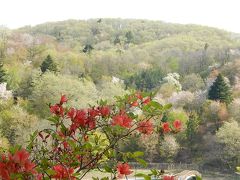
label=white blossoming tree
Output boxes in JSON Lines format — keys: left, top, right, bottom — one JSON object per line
{"left": 162, "top": 73, "right": 182, "bottom": 91}
{"left": 0, "top": 83, "right": 12, "bottom": 100}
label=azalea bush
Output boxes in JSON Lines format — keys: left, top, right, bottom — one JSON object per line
{"left": 0, "top": 92, "right": 182, "bottom": 180}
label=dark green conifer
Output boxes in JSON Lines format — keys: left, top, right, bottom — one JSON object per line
{"left": 40, "top": 55, "right": 58, "bottom": 73}
{"left": 208, "top": 74, "right": 233, "bottom": 104}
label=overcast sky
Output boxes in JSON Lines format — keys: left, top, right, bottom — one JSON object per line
{"left": 1, "top": 0, "right": 240, "bottom": 33}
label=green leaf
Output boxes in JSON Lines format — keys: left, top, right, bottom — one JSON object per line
{"left": 60, "top": 123, "right": 67, "bottom": 132}
{"left": 149, "top": 101, "right": 163, "bottom": 109}
{"left": 133, "top": 151, "right": 144, "bottom": 157}
{"left": 46, "top": 169, "right": 55, "bottom": 176}
{"left": 47, "top": 116, "right": 59, "bottom": 123}
{"left": 150, "top": 169, "right": 158, "bottom": 176}
{"left": 163, "top": 103, "right": 172, "bottom": 110}
{"left": 30, "top": 130, "right": 38, "bottom": 140}
{"left": 84, "top": 142, "right": 93, "bottom": 149}
{"left": 104, "top": 166, "right": 113, "bottom": 173}
{"left": 135, "top": 173, "right": 151, "bottom": 180}
{"left": 136, "top": 158, "right": 147, "bottom": 167}
{"left": 67, "top": 139, "right": 76, "bottom": 149}
{"left": 9, "top": 145, "right": 22, "bottom": 154}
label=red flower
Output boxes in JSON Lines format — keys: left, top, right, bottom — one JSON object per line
{"left": 162, "top": 122, "right": 171, "bottom": 133}
{"left": 142, "top": 97, "right": 151, "bottom": 105}
{"left": 0, "top": 171, "right": 10, "bottom": 180}
{"left": 99, "top": 106, "right": 111, "bottom": 117}
{"left": 86, "top": 117, "right": 96, "bottom": 130}
{"left": 12, "top": 149, "right": 30, "bottom": 165}
{"left": 36, "top": 174, "right": 43, "bottom": 180}
{"left": 67, "top": 108, "right": 76, "bottom": 120}
{"left": 70, "top": 109, "right": 97, "bottom": 130}
{"left": 163, "top": 175, "right": 174, "bottom": 180}
{"left": 52, "top": 164, "right": 75, "bottom": 180}
{"left": 0, "top": 149, "right": 38, "bottom": 180}
{"left": 74, "top": 110, "right": 87, "bottom": 127}
{"left": 131, "top": 101, "right": 139, "bottom": 107}
{"left": 137, "top": 121, "right": 154, "bottom": 135}
{"left": 60, "top": 95, "right": 68, "bottom": 105}
{"left": 88, "top": 108, "right": 99, "bottom": 118}
{"left": 117, "top": 163, "right": 133, "bottom": 178}
{"left": 50, "top": 104, "right": 64, "bottom": 116}
{"left": 69, "top": 123, "right": 78, "bottom": 133}
{"left": 112, "top": 112, "right": 132, "bottom": 128}
{"left": 173, "top": 119, "right": 182, "bottom": 131}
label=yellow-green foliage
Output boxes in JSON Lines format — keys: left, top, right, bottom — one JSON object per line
{"left": 29, "top": 72, "right": 127, "bottom": 117}
{"left": 216, "top": 121, "right": 240, "bottom": 165}
{"left": 0, "top": 99, "right": 39, "bottom": 146}
{"left": 30, "top": 72, "right": 98, "bottom": 117}
{"left": 168, "top": 108, "right": 189, "bottom": 125}
{"left": 158, "top": 83, "right": 178, "bottom": 98}
{"left": 88, "top": 131, "right": 109, "bottom": 162}
{"left": 0, "top": 133, "right": 10, "bottom": 151}
{"left": 97, "top": 78, "right": 127, "bottom": 103}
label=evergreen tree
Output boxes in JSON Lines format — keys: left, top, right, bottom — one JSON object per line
{"left": 40, "top": 55, "right": 58, "bottom": 73}
{"left": 208, "top": 74, "right": 233, "bottom": 104}
{"left": 0, "top": 63, "right": 6, "bottom": 83}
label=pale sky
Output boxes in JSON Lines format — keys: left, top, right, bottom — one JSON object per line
{"left": 1, "top": 0, "right": 240, "bottom": 33}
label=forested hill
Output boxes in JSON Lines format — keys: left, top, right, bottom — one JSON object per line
{"left": 1, "top": 19, "right": 239, "bottom": 85}
{"left": 19, "top": 19, "right": 238, "bottom": 47}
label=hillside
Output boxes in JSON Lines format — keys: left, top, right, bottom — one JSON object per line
{"left": 0, "top": 19, "right": 238, "bottom": 86}
{"left": 1, "top": 19, "right": 240, "bottom": 172}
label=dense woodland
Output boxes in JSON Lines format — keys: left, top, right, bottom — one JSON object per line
{"left": 0, "top": 19, "right": 240, "bottom": 172}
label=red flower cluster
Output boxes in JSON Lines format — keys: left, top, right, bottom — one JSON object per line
{"left": 98, "top": 106, "right": 111, "bottom": 117}
{"left": 50, "top": 104, "right": 64, "bottom": 116}
{"left": 45, "top": 94, "right": 181, "bottom": 179}
{"left": 162, "top": 119, "right": 182, "bottom": 133}
{"left": 137, "top": 120, "right": 154, "bottom": 135}
{"left": 50, "top": 95, "right": 68, "bottom": 116}
{"left": 49, "top": 95, "right": 111, "bottom": 133}
{"left": 52, "top": 164, "right": 76, "bottom": 180}
{"left": 68, "top": 106, "right": 111, "bottom": 132}
{"left": 117, "top": 163, "right": 133, "bottom": 178}
{"left": 112, "top": 112, "right": 132, "bottom": 128}
{"left": 129, "top": 92, "right": 151, "bottom": 107}
{"left": 0, "top": 149, "right": 41, "bottom": 180}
